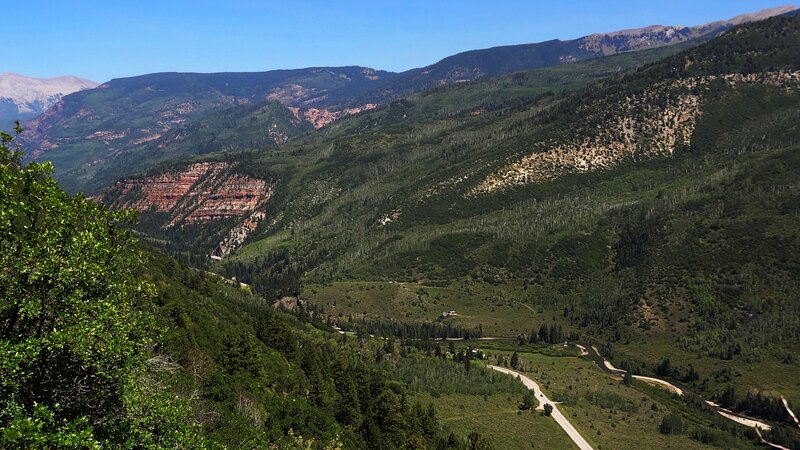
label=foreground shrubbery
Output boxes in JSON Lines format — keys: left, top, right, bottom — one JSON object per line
{"left": 1, "top": 129, "right": 499, "bottom": 448}
{"left": 0, "top": 125, "right": 203, "bottom": 447}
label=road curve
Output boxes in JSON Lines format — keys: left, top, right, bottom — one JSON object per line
{"left": 576, "top": 342, "right": 774, "bottom": 431}
{"left": 489, "top": 365, "right": 593, "bottom": 450}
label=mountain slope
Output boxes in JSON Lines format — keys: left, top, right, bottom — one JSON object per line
{"left": 99, "top": 40, "right": 697, "bottom": 269}
{"left": 98, "top": 15, "right": 800, "bottom": 426}
{"left": 112, "top": 14, "right": 800, "bottom": 295}
{"left": 22, "top": 6, "right": 796, "bottom": 195}
{"left": 228, "top": 13, "right": 800, "bottom": 277}
{"left": 0, "top": 72, "right": 96, "bottom": 129}
{"left": 353, "top": 5, "right": 798, "bottom": 104}
{"left": 19, "top": 67, "right": 390, "bottom": 192}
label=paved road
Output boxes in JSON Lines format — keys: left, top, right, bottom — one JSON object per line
{"left": 489, "top": 365, "right": 593, "bottom": 450}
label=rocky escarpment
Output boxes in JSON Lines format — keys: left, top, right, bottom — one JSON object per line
{"left": 472, "top": 71, "right": 800, "bottom": 194}
{"left": 579, "top": 25, "right": 695, "bottom": 55}
{"left": 288, "top": 103, "right": 378, "bottom": 129}
{"left": 99, "top": 162, "right": 273, "bottom": 257}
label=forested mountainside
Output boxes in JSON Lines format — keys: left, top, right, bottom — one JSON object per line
{"left": 99, "top": 40, "right": 697, "bottom": 267}
{"left": 165, "top": 14, "right": 800, "bottom": 286}
{"left": 18, "top": 67, "right": 387, "bottom": 193}
{"left": 19, "top": 7, "right": 793, "bottom": 195}
{"left": 136, "top": 253, "right": 512, "bottom": 449}
{"left": 92, "top": 15, "right": 800, "bottom": 448}
{"left": 2, "top": 133, "right": 527, "bottom": 448}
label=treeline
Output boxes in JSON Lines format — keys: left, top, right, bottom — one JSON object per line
{"left": 654, "top": 378, "right": 800, "bottom": 449}
{"left": 337, "top": 317, "right": 483, "bottom": 340}
{"left": 221, "top": 248, "right": 304, "bottom": 300}
{"left": 372, "top": 345, "right": 526, "bottom": 399}
{"left": 147, "top": 254, "right": 494, "bottom": 448}
{"left": 653, "top": 358, "right": 700, "bottom": 383}
{"left": 515, "top": 322, "right": 569, "bottom": 345}
{"left": 716, "top": 386, "right": 795, "bottom": 424}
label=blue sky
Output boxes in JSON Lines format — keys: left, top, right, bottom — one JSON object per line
{"left": 8, "top": 1, "right": 794, "bottom": 82}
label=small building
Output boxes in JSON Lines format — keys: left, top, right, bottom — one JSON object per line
{"left": 438, "top": 310, "right": 457, "bottom": 320}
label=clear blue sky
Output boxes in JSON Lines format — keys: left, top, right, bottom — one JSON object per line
{"left": 8, "top": 1, "right": 794, "bottom": 83}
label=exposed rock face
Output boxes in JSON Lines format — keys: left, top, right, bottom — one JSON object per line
{"left": 580, "top": 25, "right": 694, "bottom": 55}
{"left": 289, "top": 104, "right": 378, "bottom": 129}
{"left": 211, "top": 210, "right": 267, "bottom": 259}
{"left": 267, "top": 83, "right": 318, "bottom": 105}
{"left": 361, "top": 68, "right": 381, "bottom": 80}
{"left": 302, "top": 108, "right": 338, "bottom": 129}
{"left": 102, "top": 161, "right": 273, "bottom": 226}
{"left": 473, "top": 71, "right": 800, "bottom": 194}
{"left": 100, "top": 162, "right": 274, "bottom": 258}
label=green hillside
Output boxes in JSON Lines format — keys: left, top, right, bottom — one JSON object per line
{"left": 21, "top": 14, "right": 738, "bottom": 196}
{"left": 200, "top": 15, "right": 800, "bottom": 439}
{"left": 1, "top": 132, "right": 544, "bottom": 448}
{"left": 9, "top": 12, "right": 800, "bottom": 450}
{"left": 119, "top": 41, "right": 697, "bottom": 270}
{"left": 20, "top": 67, "right": 392, "bottom": 193}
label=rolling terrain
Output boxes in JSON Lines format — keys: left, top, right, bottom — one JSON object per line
{"left": 19, "top": 6, "right": 795, "bottom": 195}
{"left": 91, "top": 14, "right": 800, "bottom": 448}
{"left": 8, "top": 7, "right": 800, "bottom": 450}
{"left": 18, "top": 67, "right": 389, "bottom": 192}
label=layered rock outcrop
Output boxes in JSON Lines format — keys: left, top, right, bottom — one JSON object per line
{"left": 287, "top": 103, "right": 378, "bottom": 129}
{"left": 103, "top": 162, "right": 272, "bottom": 225}
{"left": 99, "top": 162, "right": 274, "bottom": 257}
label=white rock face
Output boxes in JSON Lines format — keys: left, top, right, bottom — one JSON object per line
{"left": 725, "top": 5, "right": 798, "bottom": 25}
{"left": 0, "top": 72, "right": 97, "bottom": 115}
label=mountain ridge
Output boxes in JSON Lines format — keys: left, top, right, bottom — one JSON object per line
{"left": 357, "top": 5, "right": 798, "bottom": 103}
{"left": 8, "top": 8, "right": 800, "bottom": 450}
{"left": 0, "top": 72, "right": 96, "bottom": 129}
{"left": 17, "top": 5, "right": 799, "bottom": 197}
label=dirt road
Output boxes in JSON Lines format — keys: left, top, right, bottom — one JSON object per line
{"left": 489, "top": 365, "right": 593, "bottom": 450}
{"left": 576, "top": 342, "right": 772, "bottom": 431}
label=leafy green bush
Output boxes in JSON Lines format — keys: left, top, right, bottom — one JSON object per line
{"left": 659, "top": 413, "right": 684, "bottom": 434}
{"left": 0, "top": 125, "right": 202, "bottom": 447}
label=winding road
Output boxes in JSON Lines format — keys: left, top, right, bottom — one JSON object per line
{"left": 489, "top": 365, "right": 593, "bottom": 450}
{"left": 576, "top": 342, "right": 775, "bottom": 432}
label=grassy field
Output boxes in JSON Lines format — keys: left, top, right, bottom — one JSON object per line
{"left": 413, "top": 392, "right": 579, "bottom": 449}
{"left": 470, "top": 349, "right": 719, "bottom": 450}
{"left": 304, "top": 278, "right": 800, "bottom": 409}
{"left": 303, "top": 279, "right": 556, "bottom": 337}
{"left": 616, "top": 333, "right": 800, "bottom": 405}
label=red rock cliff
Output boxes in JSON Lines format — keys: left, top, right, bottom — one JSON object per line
{"left": 102, "top": 162, "right": 273, "bottom": 228}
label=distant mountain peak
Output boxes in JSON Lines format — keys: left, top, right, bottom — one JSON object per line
{"left": 725, "top": 5, "right": 798, "bottom": 25}
{"left": 0, "top": 73, "right": 97, "bottom": 127}
{"left": 576, "top": 6, "right": 797, "bottom": 57}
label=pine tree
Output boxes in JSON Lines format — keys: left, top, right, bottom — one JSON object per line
{"left": 529, "top": 326, "right": 539, "bottom": 344}
{"left": 538, "top": 324, "right": 549, "bottom": 343}
{"left": 510, "top": 351, "right": 520, "bottom": 370}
